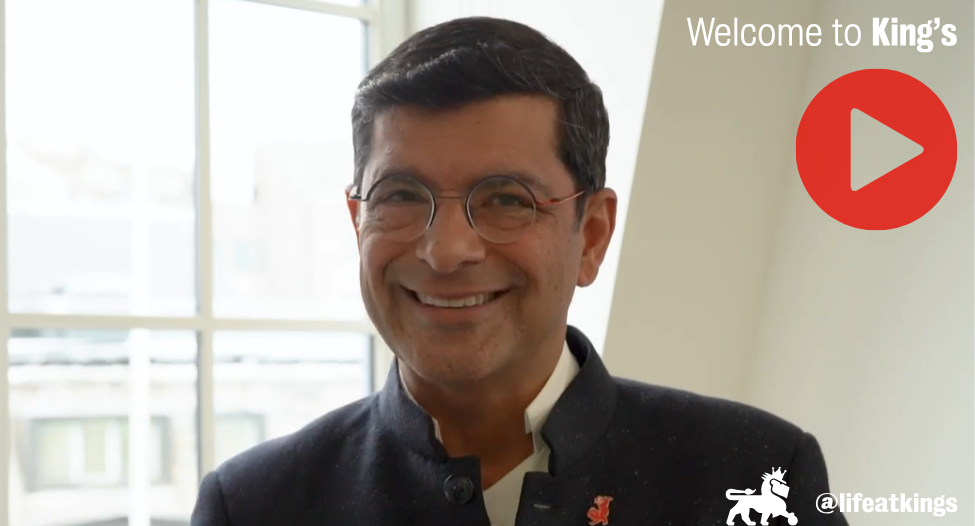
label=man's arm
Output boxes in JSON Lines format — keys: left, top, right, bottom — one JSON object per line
{"left": 190, "top": 470, "right": 231, "bottom": 526}
{"left": 783, "top": 432, "right": 848, "bottom": 526}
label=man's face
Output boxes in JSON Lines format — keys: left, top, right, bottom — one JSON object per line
{"left": 347, "top": 95, "right": 614, "bottom": 387}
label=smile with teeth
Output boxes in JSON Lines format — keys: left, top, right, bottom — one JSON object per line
{"left": 414, "top": 291, "right": 499, "bottom": 308}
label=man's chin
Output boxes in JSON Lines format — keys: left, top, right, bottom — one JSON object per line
{"left": 401, "top": 342, "right": 506, "bottom": 386}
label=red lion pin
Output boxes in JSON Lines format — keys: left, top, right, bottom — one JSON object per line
{"left": 587, "top": 495, "right": 613, "bottom": 525}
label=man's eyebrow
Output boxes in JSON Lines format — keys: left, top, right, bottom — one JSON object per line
{"left": 363, "top": 166, "right": 419, "bottom": 188}
{"left": 487, "top": 171, "right": 554, "bottom": 195}
{"left": 368, "top": 166, "right": 554, "bottom": 194}
{"left": 372, "top": 166, "right": 419, "bottom": 180}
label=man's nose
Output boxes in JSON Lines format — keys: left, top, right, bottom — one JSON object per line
{"left": 415, "top": 198, "right": 486, "bottom": 274}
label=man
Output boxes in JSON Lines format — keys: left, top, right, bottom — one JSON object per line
{"left": 192, "top": 16, "right": 847, "bottom": 526}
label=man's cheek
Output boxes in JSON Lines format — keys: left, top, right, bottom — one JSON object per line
{"left": 358, "top": 239, "right": 389, "bottom": 280}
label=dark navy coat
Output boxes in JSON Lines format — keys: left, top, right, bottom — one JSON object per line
{"left": 191, "top": 326, "right": 847, "bottom": 526}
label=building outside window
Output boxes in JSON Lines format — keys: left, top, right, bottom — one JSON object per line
{"left": 27, "top": 416, "right": 170, "bottom": 490}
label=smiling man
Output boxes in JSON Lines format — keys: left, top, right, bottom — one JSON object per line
{"left": 191, "top": 16, "right": 846, "bottom": 526}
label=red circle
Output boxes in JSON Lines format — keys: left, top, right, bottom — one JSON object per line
{"left": 796, "top": 69, "right": 956, "bottom": 230}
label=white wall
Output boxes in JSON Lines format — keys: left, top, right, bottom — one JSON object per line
{"left": 744, "top": 0, "right": 974, "bottom": 524}
{"left": 603, "top": 0, "right": 819, "bottom": 400}
{"left": 409, "top": 0, "right": 665, "bottom": 351}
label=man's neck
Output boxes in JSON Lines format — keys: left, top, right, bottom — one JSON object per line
{"left": 399, "top": 335, "right": 564, "bottom": 487}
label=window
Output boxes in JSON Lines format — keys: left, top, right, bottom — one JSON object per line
{"left": 213, "top": 414, "right": 265, "bottom": 468}
{"left": 213, "top": 331, "right": 371, "bottom": 464}
{"left": 9, "top": 329, "right": 198, "bottom": 525}
{"left": 28, "top": 417, "right": 170, "bottom": 490}
{"left": 209, "top": 0, "right": 367, "bottom": 320}
{"left": 3, "top": 1, "right": 404, "bottom": 525}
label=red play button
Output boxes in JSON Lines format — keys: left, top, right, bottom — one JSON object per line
{"left": 796, "top": 69, "right": 956, "bottom": 230}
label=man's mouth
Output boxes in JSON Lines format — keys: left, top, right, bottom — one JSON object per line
{"left": 404, "top": 288, "right": 508, "bottom": 308}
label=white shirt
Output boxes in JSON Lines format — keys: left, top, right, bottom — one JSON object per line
{"left": 399, "top": 341, "right": 580, "bottom": 526}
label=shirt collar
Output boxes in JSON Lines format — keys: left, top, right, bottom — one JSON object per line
{"left": 399, "top": 340, "right": 580, "bottom": 453}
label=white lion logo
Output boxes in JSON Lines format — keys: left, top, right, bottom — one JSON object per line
{"left": 726, "top": 467, "right": 798, "bottom": 525}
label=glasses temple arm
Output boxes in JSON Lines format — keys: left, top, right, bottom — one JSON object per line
{"left": 536, "top": 189, "right": 586, "bottom": 206}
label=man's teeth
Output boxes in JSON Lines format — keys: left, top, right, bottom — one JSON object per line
{"left": 416, "top": 292, "right": 496, "bottom": 308}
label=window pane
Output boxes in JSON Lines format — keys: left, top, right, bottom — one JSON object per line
{"left": 33, "top": 422, "right": 72, "bottom": 487}
{"left": 214, "top": 415, "right": 264, "bottom": 469}
{"left": 9, "top": 330, "right": 198, "bottom": 526}
{"left": 83, "top": 420, "right": 110, "bottom": 475}
{"left": 210, "top": 0, "right": 367, "bottom": 320}
{"left": 213, "top": 332, "right": 370, "bottom": 465}
{"left": 6, "top": 0, "right": 197, "bottom": 317}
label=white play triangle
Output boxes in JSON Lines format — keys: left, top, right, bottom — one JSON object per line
{"left": 850, "top": 108, "right": 924, "bottom": 191}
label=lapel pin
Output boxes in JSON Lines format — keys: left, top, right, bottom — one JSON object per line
{"left": 587, "top": 495, "right": 613, "bottom": 525}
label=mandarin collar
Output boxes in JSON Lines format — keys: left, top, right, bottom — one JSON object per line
{"left": 376, "top": 325, "right": 619, "bottom": 474}
{"left": 400, "top": 340, "right": 580, "bottom": 453}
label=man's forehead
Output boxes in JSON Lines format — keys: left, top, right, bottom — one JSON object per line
{"left": 366, "top": 95, "right": 564, "bottom": 190}
{"left": 375, "top": 94, "right": 559, "bottom": 133}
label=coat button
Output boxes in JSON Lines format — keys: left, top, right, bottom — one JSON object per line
{"left": 443, "top": 475, "right": 475, "bottom": 505}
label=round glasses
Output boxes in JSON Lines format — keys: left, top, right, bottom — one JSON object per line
{"left": 348, "top": 175, "right": 585, "bottom": 244}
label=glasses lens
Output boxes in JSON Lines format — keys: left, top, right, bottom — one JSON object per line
{"left": 362, "top": 176, "right": 433, "bottom": 241}
{"left": 468, "top": 177, "right": 536, "bottom": 243}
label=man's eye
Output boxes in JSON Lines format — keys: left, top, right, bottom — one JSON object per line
{"left": 485, "top": 193, "right": 531, "bottom": 207}
{"left": 377, "top": 190, "right": 425, "bottom": 203}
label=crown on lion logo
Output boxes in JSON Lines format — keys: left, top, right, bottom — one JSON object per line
{"left": 763, "top": 467, "right": 787, "bottom": 481}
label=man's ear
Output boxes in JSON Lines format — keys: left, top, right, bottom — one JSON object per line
{"left": 576, "top": 188, "right": 617, "bottom": 287}
{"left": 345, "top": 184, "right": 361, "bottom": 244}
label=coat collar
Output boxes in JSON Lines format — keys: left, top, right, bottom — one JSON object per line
{"left": 376, "top": 325, "right": 618, "bottom": 475}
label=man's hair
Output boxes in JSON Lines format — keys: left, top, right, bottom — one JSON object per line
{"left": 351, "top": 16, "right": 610, "bottom": 219}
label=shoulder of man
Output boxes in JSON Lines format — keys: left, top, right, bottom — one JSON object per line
{"left": 191, "top": 393, "right": 379, "bottom": 524}
{"left": 609, "top": 376, "right": 846, "bottom": 525}
{"left": 612, "top": 376, "right": 804, "bottom": 443}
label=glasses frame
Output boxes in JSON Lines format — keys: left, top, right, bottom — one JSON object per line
{"left": 347, "top": 174, "right": 586, "bottom": 244}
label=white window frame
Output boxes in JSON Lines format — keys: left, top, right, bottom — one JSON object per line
{"left": 0, "top": 0, "right": 407, "bottom": 521}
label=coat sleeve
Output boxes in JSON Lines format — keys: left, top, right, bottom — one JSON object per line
{"left": 779, "top": 432, "right": 848, "bottom": 526}
{"left": 191, "top": 470, "right": 232, "bottom": 526}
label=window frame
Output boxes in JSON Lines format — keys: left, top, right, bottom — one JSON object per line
{"left": 0, "top": 0, "right": 406, "bottom": 519}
